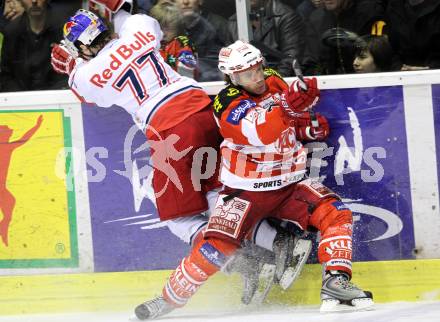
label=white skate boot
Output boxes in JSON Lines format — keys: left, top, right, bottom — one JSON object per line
{"left": 133, "top": 296, "right": 174, "bottom": 320}
{"left": 320, "top": 271, "right": 374, "bottom": 313}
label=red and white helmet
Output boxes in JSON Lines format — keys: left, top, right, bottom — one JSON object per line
{"left": 218, "top": 40, "right": 264, "bottom": 76}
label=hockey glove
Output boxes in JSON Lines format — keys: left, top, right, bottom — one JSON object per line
{"left": 51, "top": 42, "right": 76, "bottom": 75}
{"left": 283, "top": 77, "right": 320, "bottom": 117}
{"left": 89, "top": 0, "right": 133, "bottom": 13}
{"left": 295, "top": 112, "right": 329, "bottom": 141}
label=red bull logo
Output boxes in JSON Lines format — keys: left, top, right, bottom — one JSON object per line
{"left": 63, "top": 20, "right": 76, "bottom": 38}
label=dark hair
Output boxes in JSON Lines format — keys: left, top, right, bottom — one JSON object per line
{"left": 223, "top": 74, "right": 233, "bottom": 85}
{"left": 90, "top": 29, "right": 113, "bottom": 48}
{"left": 355, "top": 35, "right": 394, "bottom": 72}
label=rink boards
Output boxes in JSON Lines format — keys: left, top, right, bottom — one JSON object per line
{"left": 0, "top": 260, "right": 439, "bottom": 315}
{"left": 1, "top": 70, "right": 440, "bottom": 313}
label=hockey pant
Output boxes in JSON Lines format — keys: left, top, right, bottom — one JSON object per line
{"left": 203, "top": 181, "right": 354, "bottom": 277}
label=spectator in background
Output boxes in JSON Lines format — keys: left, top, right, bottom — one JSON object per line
{"left": 198, "top": 0, "right": 230, "bottom": 47}
{"left": 1, "top": 0, "right": 24, "bottom": 56}
{"left": 353, "top": 35, "right": 394, "bottom": 73}
{"left": 386, "top": 0, "right": 440, "bottom": 71}
{"left": 200, "top": 0, "right": 235, "bottom": 20}
{"left": 49, "top": 0, "right": 81, "bottom": 12}
{"left": 154, "top": 0, "right": 175, "bottom": 4}
{"left": 135, "top": 0, "right": 154, "bottom": 13}
{"left": 296, "top": 0, "right": 323, "bottom": 19}
{"left": 174, "top": 0, "right": 227, "bottom": 55}
{"left": 2, "top": 0, "right": 25, "bottom": 25}
{"left": 156, "top": 0, "right": 229, "bottom": 46}
{"left": 0, "top": 0, "right": 75, "bottom": 91}
{"left": 280, "top": 0, "right": 304, "bottom": 10}
{"left": 303, "top": 0, "right": 386, "bottom": 75}
{"left": 174, "top": 0, "right": 225, "bottom": 81}
{"left": 149, "top": 1, "right": 198, "bottom": 79}
{"left": 228, "top": 0, "right": 306, "bottom": 77}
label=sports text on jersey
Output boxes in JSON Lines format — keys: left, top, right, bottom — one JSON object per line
{"left": 253, "top": 180, "right": 283, "bottom": 189}
{"left": 90, "top": 31, "right": 156, "bottom": 88}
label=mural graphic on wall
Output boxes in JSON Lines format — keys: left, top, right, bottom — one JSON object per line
{"left": 0, "top": 115, "right": 43, "bottom": 246}
{"left": 0, "top": 111, "right": 78, "bottom": 269}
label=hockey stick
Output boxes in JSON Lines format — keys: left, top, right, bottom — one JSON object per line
{"left": 250, "top": 40, "right": 320, "bottom": 128}
{"left": 291, "top": 59, "right": 319, "bottom": 128}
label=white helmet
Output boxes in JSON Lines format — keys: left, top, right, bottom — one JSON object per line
{"left": 63, "top": 9, "right": 108, "bottom": 57}
{"left": 218, "top": 40, "right": 264, "bottom": 76}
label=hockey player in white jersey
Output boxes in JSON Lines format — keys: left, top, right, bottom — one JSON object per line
{"left": 50, "top": 0, "right": 312, "bottom": 313}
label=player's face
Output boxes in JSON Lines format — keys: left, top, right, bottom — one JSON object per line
{"left": 235, "top": 64, "right": 266, "bottom": 95}
{"left": 79, "top": 44, "right": 100, "bottom": 61}
{"left": 353, "top": 49, "right": 378, "bottom": 73}
{"left": 176, "top": 0, "right": 201, "bottom": 16}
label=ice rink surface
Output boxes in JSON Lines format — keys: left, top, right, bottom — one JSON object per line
{"left": 1, "top": 301, "right": 439, "bottom": 322}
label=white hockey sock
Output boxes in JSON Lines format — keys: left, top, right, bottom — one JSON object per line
{"left": 253, "top": 219, "right": 277, "bottom": 251}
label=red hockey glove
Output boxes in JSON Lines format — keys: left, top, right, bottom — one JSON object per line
{"left": 51, "top": 43, "right": 76, "bottom": 75}
{"left": 295, "top": 112, "right": 330, "bottom": 141}
{"left": 283, "top": 77, "right": 320, "bottom": 117}
{"left": 89, "top": 0, "right": 132, "bottom": 12}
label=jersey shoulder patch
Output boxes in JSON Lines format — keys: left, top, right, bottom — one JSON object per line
{"left": 213, "top": 85, "right": 242, "bottom": 118}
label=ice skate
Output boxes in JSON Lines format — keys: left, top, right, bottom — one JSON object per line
{"left": 133, "top": 296, "right": 174, "bottom": 320}
{"left": 248, "top": 262, "right": 276, "bottom": 305}
{"left": 273, "top": 230, "right": 312, "bottom": 290}
{"left": 249, "top": 231, "right": 311, "bottom": 304}
{"left": 222, "top": 246, "right": 266, "bottom": 305}
{"left": 320, "top": 271, "right": 374, "bottom": 313}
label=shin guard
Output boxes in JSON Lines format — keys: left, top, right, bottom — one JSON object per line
{"left": 163, "top": 236, "right": 237, "bottom": 307}
{"left": 163, "top": 256, "right": 209, "bottom": 307}
{"left": 310, "top": 199, "right": 353, "bottom": 276}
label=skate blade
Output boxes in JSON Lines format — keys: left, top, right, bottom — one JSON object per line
{"left": 279, "top": 239, "right": 312, "bottom": 290}
{"left": 128, "top": 314, "right": 142, "bottom": 321}
{"left": 320, "top": 297, "right": 375, "bottom": 313}
{"left": 249, "top": 263, "right": 276, "bottom": 305}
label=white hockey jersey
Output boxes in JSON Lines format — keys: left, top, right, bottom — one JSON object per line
{"left": 69, "top": 12, "right": 210, "bottom": 133}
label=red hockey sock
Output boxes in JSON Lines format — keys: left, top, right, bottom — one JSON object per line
{"left": 310, "top": 198, "right": 353, "bottom": 276}
{"left": 162, "top": 236, "right": 237, "bottom": 307}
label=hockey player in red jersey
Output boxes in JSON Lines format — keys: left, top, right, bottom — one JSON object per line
{"left": 133, "top": 40, "right": 374, "bottom": 319}
{"left": 211, "top": 40, "right": 374, "bottom": 313}
{"left": 132, "top": 41, "right": 373, "bottom": 320}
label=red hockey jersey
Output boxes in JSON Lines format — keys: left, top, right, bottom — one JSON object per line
{"left": 213, "top": 69, "right": 307, "bottom": 191}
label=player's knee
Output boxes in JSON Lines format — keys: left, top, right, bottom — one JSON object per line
{"left": 310, "top": 198, "right": 352, "bottom": 234}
